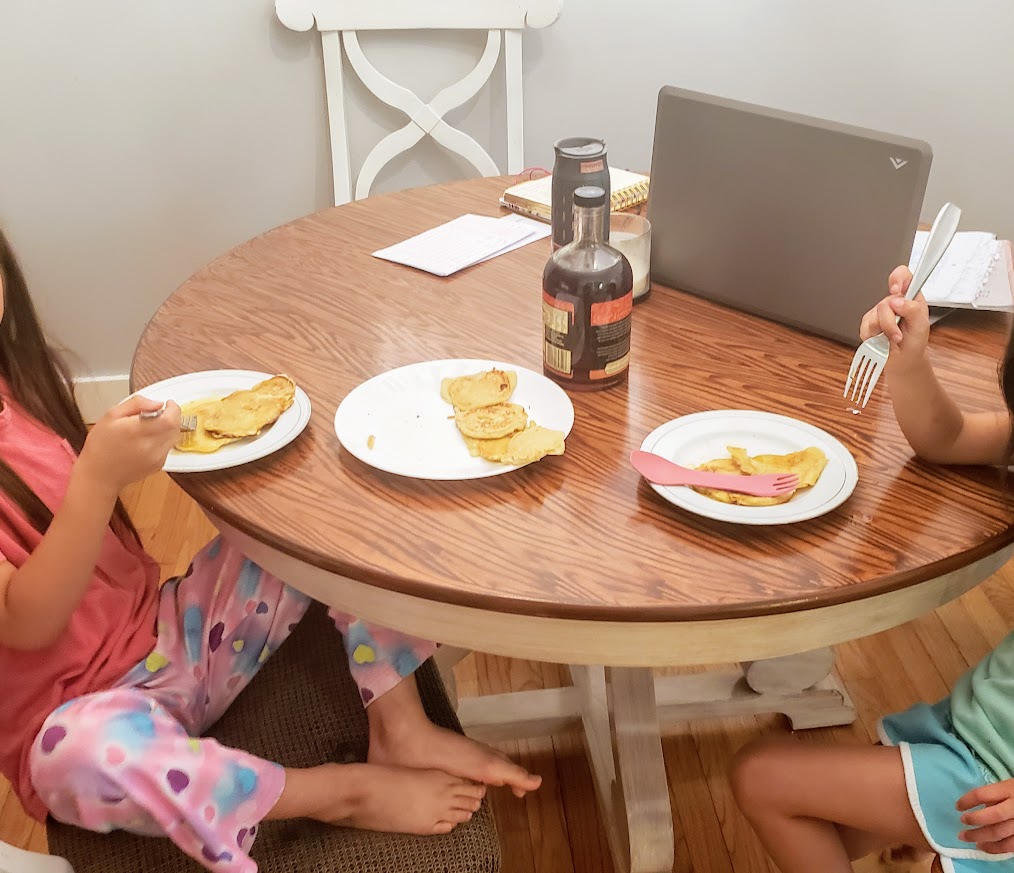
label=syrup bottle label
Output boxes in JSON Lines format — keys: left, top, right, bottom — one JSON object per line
{"left": 543, "top": 293, "right": 575, "bottom": 377}
{"left": 589, "top": 293, "right": 632, "bottom": 378}
{"left": 542, "top": 291, "right": 632, "bottom": 380}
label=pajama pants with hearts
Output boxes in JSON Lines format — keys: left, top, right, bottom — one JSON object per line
{"left": 28, "top": 537, "right": 437, "bottom": 873}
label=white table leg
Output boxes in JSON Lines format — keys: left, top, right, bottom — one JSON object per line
{"left": 451, "top": 650, "right": 853, "bottom": 872}
{"left": 433, "top": 645, "right": 470, "bottom": 711}
{"left": 570, "top": 665, "right": 675, "bottom": 873}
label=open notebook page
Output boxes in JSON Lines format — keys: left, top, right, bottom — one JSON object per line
{"left": 909, "top": 231, "right": 1000, "bottom": 306}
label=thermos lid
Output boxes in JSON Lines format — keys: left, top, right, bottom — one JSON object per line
{"left": 554, "top": 137, "right": 607, "bottom": 159}
{"left": 573, "top": 186, "right": 607, "bottom": 208}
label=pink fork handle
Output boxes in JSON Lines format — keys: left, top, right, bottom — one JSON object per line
{"left": 630, "top": 451, "right": 798, "bottom": 497}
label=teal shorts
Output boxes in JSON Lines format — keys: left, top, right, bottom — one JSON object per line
{"left": 879, "top": 698, "right": 1014, "bottom": 872}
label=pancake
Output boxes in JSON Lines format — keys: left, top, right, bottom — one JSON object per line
{"left": 174, "top": 398, "right": 241, "bottom": 454}
{"left": 202, "top": 375, "right": 296, "bottom": 439}
{"left": 174, "top": 375, "right": 297, "bottom": 454}
{"left": 729, "top": 446, "right": 827, "bottom": 488}
{"left": 461, "top": 433, "right": 515, "bottom": 462}
{"left": 692, "top": 446, "right": 828, "bottom": 506}
{"left": 502, "top": 423, "right": 566, "bottom": 465}
{"left": 691, "top": 457, "right": 791, "bottom": 507}
{"left": 454, "top": 402, "right": 528, "bottom": 440}
{"left": 441, "top": 369, "right": 517, "bottom": 411}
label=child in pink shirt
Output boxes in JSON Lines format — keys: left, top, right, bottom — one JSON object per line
{"left": 0, "top": 229, "right": 540, "bottom": 872}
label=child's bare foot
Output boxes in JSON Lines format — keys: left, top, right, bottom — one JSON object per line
{"left": 273, "top": 763, "right": 486, "bottom": 836}
{"left": 367, "top": 679, "right": 542, "bottom": 798}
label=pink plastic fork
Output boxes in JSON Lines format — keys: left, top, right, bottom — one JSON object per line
{"left": 630, "top": 451, "right": 799, "bottom": 498}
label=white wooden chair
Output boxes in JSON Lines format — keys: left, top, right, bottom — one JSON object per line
{"left": 0, "top": 839, "right": 72, "bottom": 873}
{"left": 275, "top": 0, "right": 562, "bottom": 205}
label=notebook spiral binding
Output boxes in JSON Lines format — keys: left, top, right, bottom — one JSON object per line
{"left": 612, "top": 178, "right": 650, "bottom": 211}
{"left": 974, "top": 245, "right": 1003, "bottom": 301}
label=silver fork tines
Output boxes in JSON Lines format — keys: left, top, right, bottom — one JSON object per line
{"left": 844, "top": 340, "right": 889, "bottom": 408}
{"left": 841, "top": 202, "right": 962, "bottom": 409}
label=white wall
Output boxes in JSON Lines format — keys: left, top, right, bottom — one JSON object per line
{"left": 523, "top": 0, "right": 1014, "bottom": 241}
{"left": 2, "top": 0, "right": 1012, "bottom": 391}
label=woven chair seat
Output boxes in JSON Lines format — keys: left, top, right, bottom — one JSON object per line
{"left": 47, "top": 602, "right": 500, "bottom": 873}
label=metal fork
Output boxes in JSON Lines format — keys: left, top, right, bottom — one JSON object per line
{"left": 139, "top": 401, "right": 198, "bottom": 432}
{"left": 843, "top": 202, "right": 962, "bottom": 409}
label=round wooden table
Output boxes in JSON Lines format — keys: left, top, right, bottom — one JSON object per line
{"left": 133, "top": 177, "right": 1014, "bottom": 873}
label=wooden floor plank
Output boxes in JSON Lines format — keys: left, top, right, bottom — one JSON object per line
{"left": 664, "top": 729, "right": 736, "bottom": 873}
{"left": 551, "top": 729, "right": 614, "bottom": 873}
{"left": 910, "top": 610, "right": 977, "bottom": 688}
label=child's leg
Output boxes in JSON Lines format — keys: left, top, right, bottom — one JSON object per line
{"left": 31, "top": 687, "right": 283, "bottom": 872}
{"left": 120, "top": 537, "right": 314, "bottom": 734}
{"left": 31, "top": 689, "right": 486, "bottom": 873}
{"left": 146, "top": 537, "right": 540, "bottom": 796}
{"left": 331, "top": 610, "right": 543, "bottom": 798}
{"left": 731, "top": 736, "right": 931, "bottom": 873}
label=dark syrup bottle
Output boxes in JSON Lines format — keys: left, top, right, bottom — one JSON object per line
{"left": 542, "top": 186, "right": 633, "bottom": 391}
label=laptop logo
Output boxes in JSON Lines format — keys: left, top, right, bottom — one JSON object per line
{"left": 890, "top": 157, "right": 909, "bottom": 170}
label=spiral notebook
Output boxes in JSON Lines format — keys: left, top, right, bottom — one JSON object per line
{"left": 910, "top": 230, "right": 1014, "bottom": 311}
{"left": 499, "top": 168, "right": 650, "bottom": 222}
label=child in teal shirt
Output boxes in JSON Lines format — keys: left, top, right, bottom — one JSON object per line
{"left": 732, "top": 265, "right": 1014, "bottom": 873}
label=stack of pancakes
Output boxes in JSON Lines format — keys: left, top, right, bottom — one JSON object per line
{"left": 440, "top": 369, "right": 565, "bottom": 466}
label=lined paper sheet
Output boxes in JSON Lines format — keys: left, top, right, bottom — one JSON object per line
{"left": 372, "top": 214, "right": 544, "bottom": 277}
{"left": 476, "top": 215, "right": 550, "bottom": 263}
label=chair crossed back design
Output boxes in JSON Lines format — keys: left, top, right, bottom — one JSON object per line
{"left": 275, "top": 0, "right": 562, "bottom": 205}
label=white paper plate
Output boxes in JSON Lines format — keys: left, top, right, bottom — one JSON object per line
{"left": 134, "top": 370, "right": 311, "bottom": 473}
{"left": 334, "top": 359, "right": 575, "bottom": 480}
{"left": 639, "top": 410, "right": 858, "bottom": 525}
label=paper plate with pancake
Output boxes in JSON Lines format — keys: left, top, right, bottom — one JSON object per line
{"left": 334, "top": 359, "right": 575, "bottom": 480}
{"left": 133, "top": 370, "right": 312, "bottom": 473}
{"left": 639, "top": 410, "right": 858, "bottom": 525}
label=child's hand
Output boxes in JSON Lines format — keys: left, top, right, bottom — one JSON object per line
{"left": 859, "top": 266, "right": 930, "bottom": 367}
{"left": 77, "top": 395, "right": 182, "bottom": 497}
{"left": 958, "top": 779, "right": 1014, "bottom": 853}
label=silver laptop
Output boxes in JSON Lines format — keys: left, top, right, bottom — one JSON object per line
{"left": 647, "top": 87, "right": 932, "bottom": 345}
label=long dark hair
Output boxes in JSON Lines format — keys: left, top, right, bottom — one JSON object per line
{"left": 0, "top": 229, "right": 139, "bottom": 542}
{"left": 1000, "top": 324, "right": 1014, "bottom": 462}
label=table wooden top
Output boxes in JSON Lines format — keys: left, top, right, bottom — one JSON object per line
{"left": 132, "top": 176, "right": 1014, "bottom": 623}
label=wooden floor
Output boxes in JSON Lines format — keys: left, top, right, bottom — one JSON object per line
{"left": 6, "top": 475, "right": 1000, "bottom": 872}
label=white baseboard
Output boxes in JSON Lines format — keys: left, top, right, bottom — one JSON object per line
{"left": 74, "top": 374, "right": 129, "bottom": 424}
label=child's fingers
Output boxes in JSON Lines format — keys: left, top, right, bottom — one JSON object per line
{"left": 877, "top": 299, "right": 904, "bottom": 343}
{"left": 961, "top": 798, "right": 1014, "bottom": 827}
{"left": 161, "top": 400, "right": 182, "bottom": 431}
{"left": 888, "top": 265, "right": 913, "bottom": 296}
{"left": 960, "top": 819, "right": 1014, "bottom": 849}
{"left": 957, "top": 783, "right": 1011, "bottom": 811}
{"left": 888, "top": 296, "right": 926, "bottom": 322}
{"left": 859, "top": 305, "right": 882, "bottom": 340}
{"left": 112, "top": 395, "right": 164, "bottom": 418}
{"left": 978, "top": 834, "right": 1014, "bottom": 855}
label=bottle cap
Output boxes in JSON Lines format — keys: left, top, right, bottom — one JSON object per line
{"left": 573, "top": 186, "right": 607, "bottom": 208}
